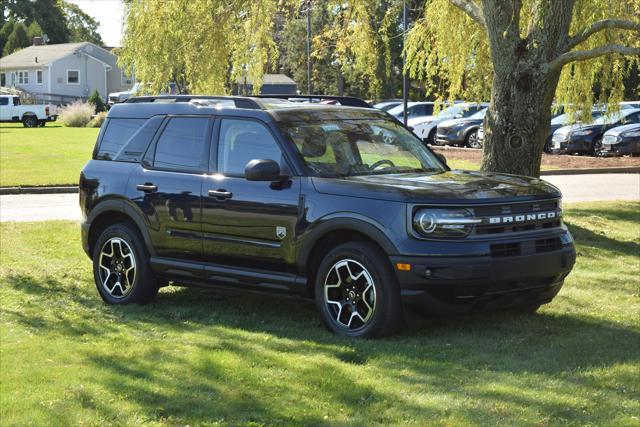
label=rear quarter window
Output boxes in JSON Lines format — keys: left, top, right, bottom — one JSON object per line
{"left": 96, "top": 118, "right": 146, "bottom": 160}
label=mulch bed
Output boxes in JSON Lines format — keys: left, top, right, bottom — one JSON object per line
{"left": 431, "top": 146, "right": 640, "bottom": 169}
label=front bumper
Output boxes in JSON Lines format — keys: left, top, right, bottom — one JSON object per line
{"left": 436, "top": 130, "right": 465, "bottom": 145}
{"left": 599, "top": 139, "right": 640, "bottom": 156}
{"left": 390, "top": 240, "right": 575, "bottom": 314}
{"left": 550, "top": 136, "right": 594, "bottom": 154}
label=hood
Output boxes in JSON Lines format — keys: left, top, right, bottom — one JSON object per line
{"left": 109, "top": 90, "right": 132, "bottom": 98}
{"left": 438, "top": 117, "right": 482, "bottom": 129}
{"left": 604, "top": 123, "right": 640, "bottom": 137}
{"left": 555, "top": 123, "right": 604, "bottom": 134}
{"left": 407, "top": 116, "right": 435, "bottom": 126}
{"left": 311, "top": 170, "right": 560, "bottom": 204}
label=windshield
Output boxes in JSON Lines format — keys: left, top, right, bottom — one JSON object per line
{"left": 387, "top": 103, "right": 416, "bottom": 116}
{"left": 594, "top": 112, "right": 626, "bottom": 125}
{"left": 280, "top": 119, "right": 446, "bottom": 178}
{"left": 438, "top": 104, "right": 483, "bottom": 118}
{"left": 551, "top": 110, "right": 604, "bottom": 125}
{"left": 469, "top": 108, "right": 487, "bottom": 119}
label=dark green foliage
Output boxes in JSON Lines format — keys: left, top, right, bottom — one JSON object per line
{"left": 87, "top": 89, "right": 106, "bottom": 113}
{"left": 3, "top": 0, "right": 70, "bottom": 44}
{"left": 0, "top": 20, "right": 15, "bottom": 55}
{"left": 26, "top": 21, "right": 43, "bottom": 41}
{"left": 2, "top": 22, "right": 29, "bottom": 56}
{"left": 63, "top": 1, "right": 104, "bottom": 46}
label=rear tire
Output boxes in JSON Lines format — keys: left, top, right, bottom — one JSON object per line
{"left": 92, "top": 223, "right": 158, "bottom": 305}
{"left": 426, "top": 129, "right": 437, "bottom": 145}
{"left": 22, "top": 116, "right": 38, "bottom": 128}
{"left": 314, "top": 242, "right": 403, "bottom": 338}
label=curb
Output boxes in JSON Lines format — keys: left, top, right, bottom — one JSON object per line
{"left": 540, "top": 167, "right": 640, "bottom": 176}
{"left": 0, "top": 186, "right": 78, "bottom": 195}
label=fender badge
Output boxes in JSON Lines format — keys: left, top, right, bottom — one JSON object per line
{"left": 276, "top": 226, "right": 287, "bottom": 240}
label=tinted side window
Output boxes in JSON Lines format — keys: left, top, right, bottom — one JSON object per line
{"left": 218, "top": 119, "right": 285, "bottom": 176}
{"left": 153, "top": 117, "right": 209, "bottom": 171}
{"left": 624, "top": 113, "right": 640, "bottom": 124}
{"left": 424, "top": 104, "right": 434, "bottom": 115}
{"left": 0, "top": 97, "right": 8, "bottom": 106}
{"left": 97, "top": 119, "right": 145, "bottom": 160}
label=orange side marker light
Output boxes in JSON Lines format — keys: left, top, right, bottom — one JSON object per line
{"left": 396, "top": 263, "right": 411, "bottom": 271}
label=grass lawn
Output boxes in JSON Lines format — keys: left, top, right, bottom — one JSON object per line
{"left": 1, "top": 201, "right": 639, "bottom": 425}
{"left": 0, "top": 123, "right": 98, "bottom": 187}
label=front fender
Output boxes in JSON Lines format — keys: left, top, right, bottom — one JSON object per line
{"left": 296, "top": 214, "right": 399, "bottom": 275}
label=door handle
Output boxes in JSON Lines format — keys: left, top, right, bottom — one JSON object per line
{"left": 136, "top": 183, "right": 157, "bottom": 193}
{"left": 208, "top": 189, "right": 233, "bottom": 200}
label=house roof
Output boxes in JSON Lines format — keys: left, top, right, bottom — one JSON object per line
{"left": 0, "top": 42, "right": 99, "bottom": 69}
{"left": 236, "top": 73, "right": 297, "bottom": 86}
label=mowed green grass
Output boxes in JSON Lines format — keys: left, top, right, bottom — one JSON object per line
{"left": 0, "top": 123, "right": 98, "bottom": 187}
{"left": 1, "top": 203, "right": 639, "bottom": 425}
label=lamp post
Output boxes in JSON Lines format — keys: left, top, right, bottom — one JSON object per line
{"left": 306, "top": 0, "right": 312, "bottom": 94}
{"left": 402, "top": 0, "right": 409, "bottom": 126}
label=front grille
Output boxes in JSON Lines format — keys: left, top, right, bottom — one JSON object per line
{"left": 490, "top": 243, "right": 521, "bottom": 257}
{"left": 472, "top": 200, "right": 562, "bottom": 237}
{"left": 438, "top": 127, "right": 453, "bottom": 135}
{"left": 535, "top": 237, "right": 562, "bottom": 253}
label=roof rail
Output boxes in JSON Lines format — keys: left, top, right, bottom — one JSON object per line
{"left": 125, "top": 95, "right": 262, "bottom": 110}
{"left": 255, "top": 94, "right": 372, "bottom": 108}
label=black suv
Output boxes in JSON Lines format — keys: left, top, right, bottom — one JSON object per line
{"left": 80, "top": 95, "right": 576, "bottom": 338}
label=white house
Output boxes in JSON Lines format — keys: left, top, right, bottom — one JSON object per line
{"left": 0, "top": 41, "right": 134, "bottom": 101}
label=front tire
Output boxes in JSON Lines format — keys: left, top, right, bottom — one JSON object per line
{"left": 92, "top": 223, "right": 158, "bottom": 305}
{"left": 315, "top": 242, "right": 402, "bottom": 338}
{"left": 465, "top": 129, "right": 481, "bottom": 149}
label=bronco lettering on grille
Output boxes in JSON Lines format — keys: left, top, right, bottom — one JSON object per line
{"left": 488, "top": 211, "right": 557, "bottom": 224}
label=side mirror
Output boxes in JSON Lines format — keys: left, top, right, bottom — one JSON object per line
{"left": 245, "top": 159, "right": 285, "bottom": 181}
{"left": 434, "top": 152, "right": 447, "bottom": 166}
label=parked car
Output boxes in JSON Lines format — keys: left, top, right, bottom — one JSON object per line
{"left": 108, "top": 82, "right": 180, "bottom": 107}
{"left": 598, "top": 123, "right": 640, "bottom": 157}
{"left": 544, "top": 109, "right": 605, "bottom": 153}
{"left": 411, "top": 103, "right": 489, "bottom": 144}
{"left": 620, "top": 101, "right": 640, "bottom": 110}
{"left": 551, "top": 109, "right": 640, "bottom": 155}
{"left": 373, "top": 100, "right": 403, "bottom": 112}
{"left": 435, "top": 108, "right": 487, "bottom": 148}
{"left": 387, "top": 102, "right": 435, "bottom": 122}
{"left": 80, "top": 95, "right": 575, "bottom": 338}
{"left": 0, "top": 95, "right": 57, "bottom": 127}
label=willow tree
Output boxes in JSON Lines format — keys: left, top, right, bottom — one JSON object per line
{"left": 398, "top": 0, "right": 639, "bottom": 177}
{"left": 119, "top": 0, "right": 289, "bottom": 94}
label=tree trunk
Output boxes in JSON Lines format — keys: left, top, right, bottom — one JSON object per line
{"left": 481, "top": 68, "right": 561, "bottom": 177}
{"left": 480, "top": 0, "right": 574, "bottom": 178}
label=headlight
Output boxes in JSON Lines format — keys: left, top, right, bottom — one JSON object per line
{"left": 571, "top": 129, "right": 593, "bottom": 136}
{"left": 413, "top": 208, "right": 480, "bottom": 238}
{"left": 621, "top": 130, "right": 640, "bottom": 138}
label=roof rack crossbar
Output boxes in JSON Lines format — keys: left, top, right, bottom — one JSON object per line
{"left": 125, "top": 95, "right": 263, "bottom": 109}
{"left": 255, "top": 94, "right": 372, "bottom": 108}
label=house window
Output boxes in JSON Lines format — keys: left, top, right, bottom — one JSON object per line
{"left": 17, "top": 70, "right": 29, "bottom": 85}
{"left": 0, "top": 73, "right": 5, "bottom": 86}
{"left": 121, "top": 69, "right": 134, "bottom": 85}
{"left": 67, "top": 69, "right": 80, "bottom": 85}
{"left": 36, "top": 70, "right": 43, "bottom": 84}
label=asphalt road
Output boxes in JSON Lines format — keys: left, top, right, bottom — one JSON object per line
{"left": 0, "top": 173, "right": 638, "bottom": 222}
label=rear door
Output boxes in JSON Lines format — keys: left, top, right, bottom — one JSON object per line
{"left": 131, "top": 116, "right": 212, "bottom": 260}
{"left": 201, "top": 117, "right": 301, "bottom": 272}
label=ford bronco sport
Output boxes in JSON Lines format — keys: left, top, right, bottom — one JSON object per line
{"left": 80, "top": 95, "right": 576, "bottom": 338}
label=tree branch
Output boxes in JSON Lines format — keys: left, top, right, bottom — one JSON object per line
{"left": 448, "top": 0, "right": 485, "bottom": 27}
{"left": 548, "top": 44, "right": 640, "bottom": 72}
{"left": 565, "top": 19, "right": 640, "bottom": 50}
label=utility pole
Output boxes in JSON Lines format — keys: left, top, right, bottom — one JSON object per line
{"left": 306, "top": 0, "right": 312, "bottom": 94}
{"left": 402, "top": 0, "right": 409, "bottom": 126}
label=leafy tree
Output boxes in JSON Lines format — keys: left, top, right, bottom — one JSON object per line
{"left": 26, "top": 20, "right": 43, "bottom": 41}
{"left": 0, "top": 20, "right": 16, "bottom": 55}
{"left": 3, "top": 0, "right": 70, "bottom": 44}
{"left": 400, "top": 0, "right": 640, "bottom": 176}
{"left": 62, "top": 1, "right": 104, "bottom": 46}
{"left": 120, "top": 0, "right": 288, "bottom": 94}
{"left": 87, "top": 89, "right": 106, "bottom": 113}
{"left": 3, "top": 22, "right": 29, "bottom": 56}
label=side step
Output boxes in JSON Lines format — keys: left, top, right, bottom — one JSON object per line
{"left": 149, "top": 257, "right": 308, "bottom": 295}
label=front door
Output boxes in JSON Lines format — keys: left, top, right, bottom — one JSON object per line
{"left": 201, "top": 118, "right": 301, "bottom": 272}
{"left": 130, "top": 116, "right": 212, "bottom": 260}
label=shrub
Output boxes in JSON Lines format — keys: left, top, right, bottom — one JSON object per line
{"left": 87, "top": 89, "right": 106, "bottom": 113}
{"left": 59, "top": 101, "right": 94, "bottom": 127}
{"left": 86, "top": 111, "right": 107, "bottom": 128}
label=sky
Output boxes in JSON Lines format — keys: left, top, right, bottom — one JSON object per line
{"left": 67, "top": 0, "right": 125, "bottom": 47}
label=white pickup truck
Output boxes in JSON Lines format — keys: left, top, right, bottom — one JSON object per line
{"left": 0, "top": 95, "right": 58, "bottom": 127}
